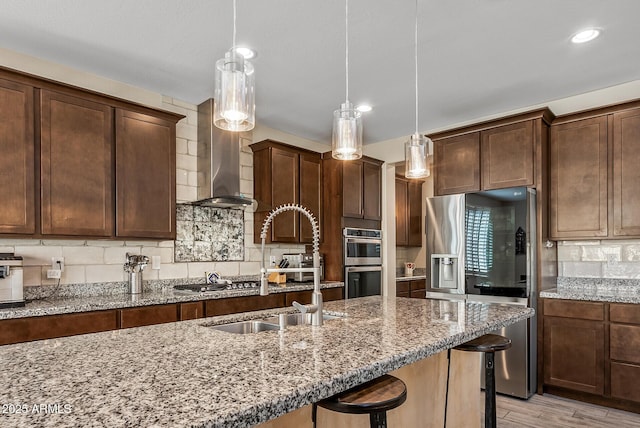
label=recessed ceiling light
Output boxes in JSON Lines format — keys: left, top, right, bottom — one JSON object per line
{"left": 571, "top": 28, "right": 601, "bottom": 44}
{"left": 356, "top": 104, "right": 372, "bottom": 112}
{"left": 234, "top": 47, "right": 256, "bottom": 59}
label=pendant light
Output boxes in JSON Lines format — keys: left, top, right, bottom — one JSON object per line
{"left": 332, "top": 0, "right": 363, "bottom": 160}
{"left": 214, "top": 0, "right": 255, "bottom": 132}
{"left": 405, "top": 0, "right": 432, "bottom": 179}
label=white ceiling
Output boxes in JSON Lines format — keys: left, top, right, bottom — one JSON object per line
{"left": 1, "top": 0, "right": 639, "bottom": 145}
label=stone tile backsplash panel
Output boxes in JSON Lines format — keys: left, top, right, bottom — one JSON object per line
{"left": 174, "top": 204, "right": 244, "bottom": 262}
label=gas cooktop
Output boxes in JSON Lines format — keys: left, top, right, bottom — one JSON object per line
{"left": 173, "top": 281, "right": 260, "bottom": 293}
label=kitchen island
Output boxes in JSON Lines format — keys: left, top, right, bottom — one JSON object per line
{"left": 0, "top": 296, "right": 533, "bottom": 427}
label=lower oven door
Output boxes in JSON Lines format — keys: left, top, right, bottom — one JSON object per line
{"left": 345, "top": 266, "right": 382, "bottom": 299}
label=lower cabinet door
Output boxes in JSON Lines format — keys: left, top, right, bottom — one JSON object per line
{"left": 206, "top": 294, "right": 286, "bottom": 317}
{"left": 610, "top": 362, "right": 640, "bottom": 403}
{"left": 119, "top": 304, "right": 178, "bottom": 329}
{"left": 543, "top": 316, "right": 605, "bottom": 395}
{"left": 180, "top": 302, "right": 205, "bottom": 321}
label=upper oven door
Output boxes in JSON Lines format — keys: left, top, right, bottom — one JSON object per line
{"left": 344, "top": 237, "right": 382, "bottom": 266}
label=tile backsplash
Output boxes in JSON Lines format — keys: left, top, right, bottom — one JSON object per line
{"left": 174, "top": 204, "right": 244, "bottom": 262}
{"left": 557, "top": 240, "right": 640, "bottom": 279}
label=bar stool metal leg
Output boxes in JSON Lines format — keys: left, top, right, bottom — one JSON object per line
{"left": 484, "top": 352, "right": 497, "bottom": 428}
{"left": 370, "top": 411, "right": 387, "bottom": 428}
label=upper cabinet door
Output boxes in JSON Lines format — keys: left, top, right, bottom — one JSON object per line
{"left": 395, "top": 178, "right": 408, "bottom": 246}
{"left": 481, "top": 120, "right": 534, "bottom": 190}
{"left": 363, "top": 161, "right": 382, "bottom": 221}
{"left": 613, "top": 108, "right": 640, "bottom": 237}
{"left": 550, "top": 116, "right": 608, "bottom": 239}
{"left": 0, "top": 79, "right": 35, "bottom": 234}
{"left": 40, "top": 90, "right": 113, "bottom": 236}
{"left": 115, "top": 109, "right": 175, "bottom": 239}
{"left": 407, "top": 180, "right": 423, "bottom": 247}
{"left": 299, "top": 151, "right": 321, "bottom": 243}
{"left": 342, "top": 161, "right": 364, "bottom": 218}
{"left": 270, "top": 147, "right": 299, "bottom": 242}
{"left": 434, "top": 132, "right": 480, "bottom": 195}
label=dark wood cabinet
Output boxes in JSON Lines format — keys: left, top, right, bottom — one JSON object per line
{"left": 612, "top": 108, "right": 640, "bottom": 237}
{"left": 0, "top": 310, "right": 117, "bottom": 346}
{"left": 179, "top": 301, "right": 205, "bottom": 321}
{"left": 434, "top": 132, "right": 480, "bottom": 195}
{"left": 396, "top": 177, "right": 423, "bottom": 247}
{"left": 395, "top": 179, "right": 409, "bottom": 246}
{"left": 550, "top": 104, "right": 640, "bottom": 240}
{"left": 396, "top": 279, "right": 425, "bottom": 299}
{"left": 284, "top": 287, "right": 344, "bottom": 306}
{"left": 251, "top": 140, "right": 321, "bottom": 244}
{"left": 430, "top": 109, "right": 553, "bottom": 196}
{"left": 362, "top": 161, "right": 382, "bottom": 221}
{"left": 0, "top": 67, "right": 183, "bottom": 240}
{"left": 115, "top": 109, "right": 176, "bottom": 239}
{"left": 481, "top": 120, "right": 535, "bottom": 189}
{"left": 542, "top": 299, "right": 640, "bottom": 411}
{"left": 0, "top": 78, "right": 35, "bottom": 235}
{"left": 40, "top": 90, "right": 114, "bottom": 236}
{"left": 321, "top": 154, "right": 383, "bottom": 281}
{"left": 549, "top": 116, "right": 608, "bottom": 239}
{"left": 342, "top": 161, "right": 364, "bottom": 218}
{"left": 119, "top": 304, "right": 179, "bottom": 329}
{"left": 205, "top": 293, "right": 286, "bottom": 317}
{"left": 543, "top": 315, "right": 605, "bottom": 395}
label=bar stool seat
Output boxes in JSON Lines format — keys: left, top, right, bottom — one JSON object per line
{"left": 313, "top": 374, "right": 407, "bottom": 428}
{"left": 454, "top": 334, "right": 511, "bottom": 428}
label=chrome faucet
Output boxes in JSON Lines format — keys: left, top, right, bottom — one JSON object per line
{"left": 259, "top": 204, "right": 323, "bottom": 326}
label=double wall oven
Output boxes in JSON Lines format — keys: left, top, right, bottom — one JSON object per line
{"left": 343, "top": 228, "right": 382, "bottom": 299}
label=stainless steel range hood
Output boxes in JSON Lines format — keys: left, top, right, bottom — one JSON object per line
{"left": 192, "top": 99, "right": 254, "bottom": 209}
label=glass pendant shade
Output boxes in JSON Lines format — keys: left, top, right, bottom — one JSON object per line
{"left": 405, "top": 133, "right": 432, "bottom": 178}
{"left": 332, "top": 101, "right": 363, "bottom": 160}
{"left": 214, "top": 49, "right": 255, "bottom": 132}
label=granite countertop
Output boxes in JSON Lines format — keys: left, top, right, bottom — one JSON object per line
{"left": 540, "top": 277, "right": 640, "bottom": 304}
{"left": 0, "top": 281, "right": 344, "bottom": 321}
{"left": 0, "top": 296, "right": 533, "bottom": 428}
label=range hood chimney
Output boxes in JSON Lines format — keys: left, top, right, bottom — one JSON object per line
{"left": 193, "top": 98, "right": 254, "bottom": 209}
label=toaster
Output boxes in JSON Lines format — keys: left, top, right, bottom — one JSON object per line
{"left": 282, "top": 253, "right": 324, "bottom": 282}
{"left": 0, "top": 253, "right": 25, "bottom": 308}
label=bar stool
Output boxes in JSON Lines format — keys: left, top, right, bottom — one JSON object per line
{"left": 453, "top": 334, "right": 511, "bottom": 428}
{"left": 312, "top": 374, "right": 407, "bottom": 428}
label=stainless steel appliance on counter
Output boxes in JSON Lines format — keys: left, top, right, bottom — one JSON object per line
{"left": 425, "top": 187, "right": 537, "bottom": 399}
{"left": 282, "top": 253, "right": 324, "bottom": 282}
{"left": 0, "top": 253, "right": 25, "bottom": 308}
{"left": 343, "top": 228, "right": 382, "bottom": 299}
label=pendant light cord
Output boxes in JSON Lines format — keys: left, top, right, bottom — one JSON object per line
{"left": 345, "top": 0, "right": 349, "bottom": 103}
{"left": 232, "top": 0, "right": 237, "bottom": 48}
{"left": 414, "top": 0, "right": 419, "bottom": 135}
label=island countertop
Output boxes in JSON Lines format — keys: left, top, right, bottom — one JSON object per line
{"left": 0, "top": 296, "right": 533, "bottom": 428}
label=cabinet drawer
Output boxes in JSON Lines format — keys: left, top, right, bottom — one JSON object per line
{"left": 544, "top": 299, "right": 604, "bottom": 321}
{"left": 180, "top": 301, "right": 204, "bottom": 321}
{"left": 205, "top": 294, "right": 286, "bottom": 317}
{"left": 0, "top": 310, "right": 117, "bottom": 345}
{"left": 119, "top": 304, "right": 178, "bottom": 329}
{"left": 611, "top": 362, "right": 640, "bottom": 403}
{"left": 610, "top": 324, "right": 640, "bottom": 364}
{"left": 396, "top": 281, "right": 410, "bottom": 294}
{"left": 284, "top": 288, "right": 344, "bottom": 306}
{"left": 410, "top": 279, "right": 426, "bottom": 291}
{"left": 410, "top": 289, "right": 426, "bottom": 299}
{"left": 610, "top": 303, "right": 640, "bottom": 324}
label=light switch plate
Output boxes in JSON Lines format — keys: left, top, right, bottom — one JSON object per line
{"left": 151, "top": 256, "right": 161, "bottom": 270}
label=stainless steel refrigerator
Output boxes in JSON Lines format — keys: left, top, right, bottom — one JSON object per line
{"left": 426, "top": 187, "right": 537, "bottom": 399}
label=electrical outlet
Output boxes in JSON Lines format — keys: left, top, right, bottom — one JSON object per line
{"left": 269, "top": 256, "right": 277, "bottom": 266}
{"left": 47, "top": 269, "right": 62, "bottom": 279}
{"left": 606, "top": 254, "right": 618, "bottom": 267}
{"left": 151, "top": 256, "right": 161, "bottom": 270}
{"left": 51, "top": 257, "right": 65, "bottom": 272}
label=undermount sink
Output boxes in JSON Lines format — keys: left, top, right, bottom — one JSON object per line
{"left": 208, "top": 320, "right": 280, "bottom": 334}
{"left": 263, "top": 312, "right": 345, "bottom": 326}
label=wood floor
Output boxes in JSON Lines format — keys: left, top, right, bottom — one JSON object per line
{"left": 483, "top": 393, "right": 640, "bottom": 428}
